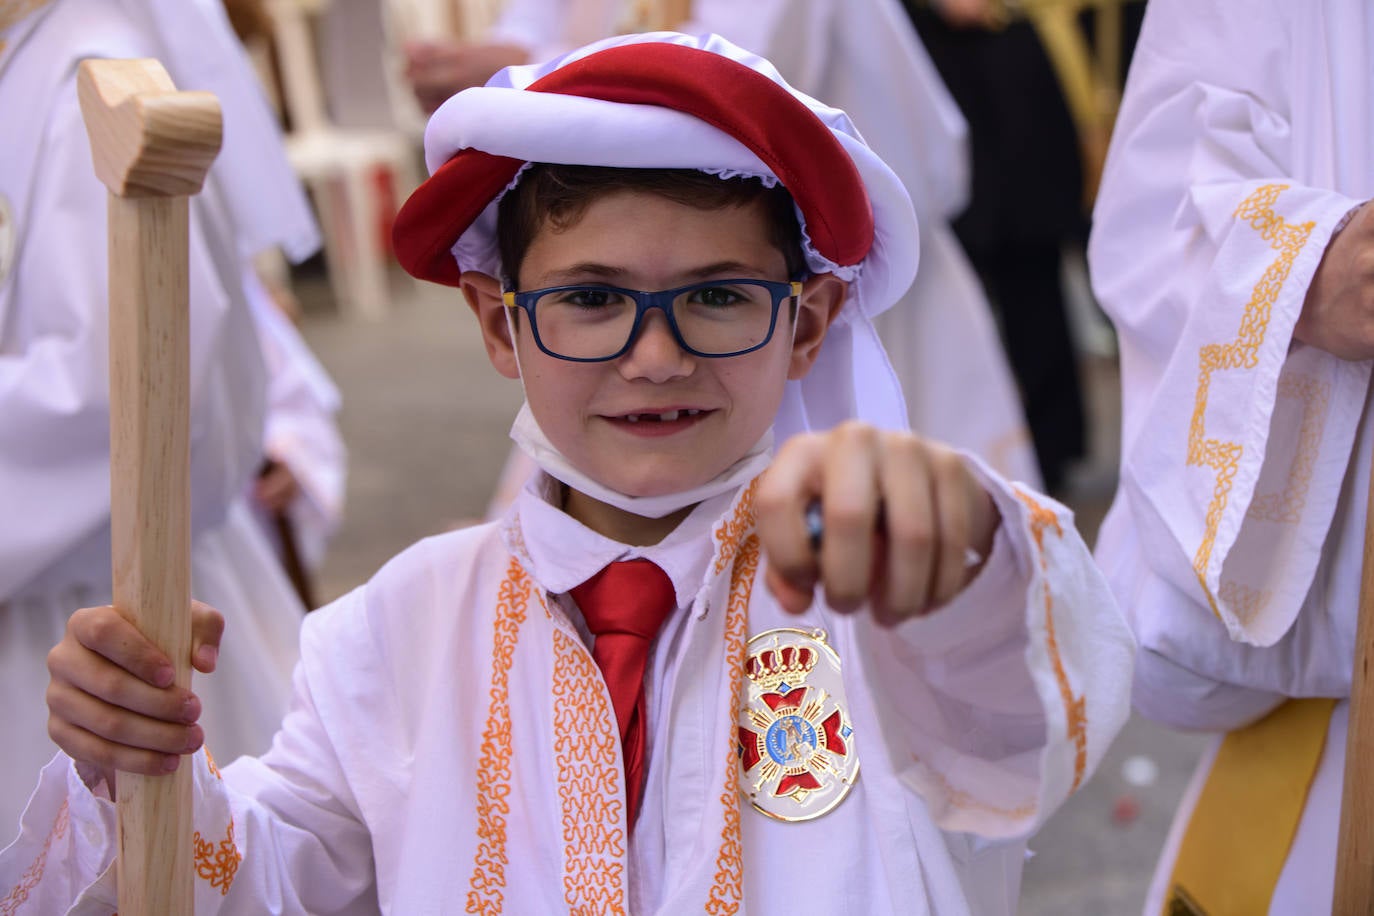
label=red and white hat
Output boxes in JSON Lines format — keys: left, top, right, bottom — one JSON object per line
{"left": 393, "top": 32, "right": 919, "bottom": 436}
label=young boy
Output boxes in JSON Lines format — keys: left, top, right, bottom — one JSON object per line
{"left": 6, "top": 33, "right": 1132, "bottom": 914}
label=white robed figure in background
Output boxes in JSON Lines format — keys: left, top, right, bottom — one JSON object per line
{"left": 1090, "top": 0, "right": 1374, "bottom": 910}
{"left": 0, "top": 0, "right": 320, "bottom": 833}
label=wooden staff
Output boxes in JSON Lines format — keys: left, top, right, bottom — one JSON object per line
{"left": 77, "top": 58, "right": 222, "bottom": 916}
{"left": 1336, "top": 441, "right": 1374, "bottom": 912}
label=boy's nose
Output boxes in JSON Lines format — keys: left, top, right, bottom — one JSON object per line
{"left": 617, "top": 311, "right": 694, "bottom": 381}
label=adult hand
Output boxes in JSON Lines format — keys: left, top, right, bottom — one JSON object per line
{"left": 756, "top": 421, "right": 1000, "bottom": 626}
{"left": 255, "top": 457, "right": 300, "bottom": 515}
{"left": 46, "top": 602, "right": 225, "bottom": 794}
{"left": 402, "top": 39, "right": 531, "bottom": 114}
{"left": 1297, "top": 203, "right": 1374, "bottom": 361}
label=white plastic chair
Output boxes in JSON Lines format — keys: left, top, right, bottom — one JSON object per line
{"left": 268, "top": 0, "right": 421, "bottom": 320}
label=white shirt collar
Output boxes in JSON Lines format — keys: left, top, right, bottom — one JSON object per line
{"left": 506, "top": 471, "right": 735, "bottom": 609}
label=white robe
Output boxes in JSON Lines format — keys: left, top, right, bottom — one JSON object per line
{"left": 0, "top": 460, "right": 1133, "bottom": 914}
{"left": 244, "top": 268, "right": 347, "bottom": 576}
{"left": 1088, "top": 0, "right": 1374, "bottom": 910}
{"left": 0, "top": 0, "right": 308, "bottom": 834}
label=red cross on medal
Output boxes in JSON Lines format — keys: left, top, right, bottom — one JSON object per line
{"left": 736, "top": 628, "right": 860, "bottom": 822}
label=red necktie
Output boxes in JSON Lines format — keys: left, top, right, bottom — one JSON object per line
{"left": 570, "top": 558, "right": 677, "bottom": 827}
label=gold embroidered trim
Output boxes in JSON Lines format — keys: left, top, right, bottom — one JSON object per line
{"left": 1015, "top": 489, "right": 1088, "bottom": 792}
{"left": 466, "top": 558, "right": 532, "bottom": 915}
{"left": 713, "top": 480, "right": 760, "bottom": 575}
{"left": 1217, "top": 579, "right": 1271, "bottom": 628}
{"left": 1189, "top": 184, "right": 1315, "bottom": 616}
{"left": 193, "top": 820, "right": 242, "bottom": 897}
{"left": 0, "top": 800, "right": 68, "bottom": 915}
{"left": 1246, "top": 372, "right": 1330, "bottom": 524}
{"left": 704, "top": 534, "right": 758, "bottom": 915}
{"left": 554, "top": 628, "right": 627, "bottom": 915}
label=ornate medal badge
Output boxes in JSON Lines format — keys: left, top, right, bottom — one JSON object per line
{"left": 736, "top": 628, "right": 859, "bottom": 822}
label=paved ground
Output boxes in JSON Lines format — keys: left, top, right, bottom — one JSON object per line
{"left": 297, "top": 271, "right": 1207, "bottom": 915}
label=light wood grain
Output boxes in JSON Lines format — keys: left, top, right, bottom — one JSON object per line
{"left": 78, "top": 58, "right": 221, "bottom": 916}
{"left": 78, "top": 58, "right": 221, "bottom": 198}
{"left": 1334, "top": 445, "right": 1374, "bottom": 915}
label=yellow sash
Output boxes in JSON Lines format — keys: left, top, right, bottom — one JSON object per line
{"left": 1165, "top": 698, "right": 1337, "bottom": 916}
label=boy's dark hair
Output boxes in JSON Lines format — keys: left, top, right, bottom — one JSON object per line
{"left": 496, "top": 165, "right": 808, "bottom": 286}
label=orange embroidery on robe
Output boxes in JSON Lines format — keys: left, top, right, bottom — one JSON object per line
{"left": 553, "top": 628, "right": 627, "bottom": 915}
{"left": 713, "top": 480, "right": 759, "bottom": 575}
{"left": 705, "top": 534, "right": 758, "bottom": 915}
{"left": 205, "top": 748, "right": 221, "bottom": 779}
{"left": 193, "top": 820, "right": 242, "bottom": 896}
{"left": 1015, "top": 489, "right": 1088, "bottom": 792}
{"left": 467, "top": 558, "right": 532, "bottom": 915}
{"left": 0, "top": 800, "right": 69, "bottom": 915}
{"left": 1189, "top": 184, "right": 1315, "bottom": 616}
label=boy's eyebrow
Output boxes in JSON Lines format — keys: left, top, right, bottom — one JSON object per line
{"left": 537, "top": 260, "right": 777, "bottom": 286}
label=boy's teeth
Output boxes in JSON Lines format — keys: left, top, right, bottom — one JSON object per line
{"left": 621, "top": 409, "right": 701, "bottom": 423}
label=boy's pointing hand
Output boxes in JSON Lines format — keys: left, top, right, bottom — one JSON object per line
{"left": 46, "top": 601, "right": 225, "bottom": 795}
{"left": 756, "top": 422, "right": 1000, "bottom": 625}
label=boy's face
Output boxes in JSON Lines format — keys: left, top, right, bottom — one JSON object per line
{"left": 465, "top": 188, "right": 846, "bottom": 499}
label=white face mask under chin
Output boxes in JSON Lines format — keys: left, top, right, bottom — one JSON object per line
{"left": 509, "top": 403, "right": 774, "bottom": 519}
{"left": 502, "top": 288, "right": 782, "bottom": 518}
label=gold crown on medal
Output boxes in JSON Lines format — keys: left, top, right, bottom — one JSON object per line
{"left": 745, "top": 645, "right": 818, "bottom": 690}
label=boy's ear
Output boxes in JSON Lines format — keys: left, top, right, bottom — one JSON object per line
{"left": 787, "top": 272, "right": 848, "bottom": 380}
{"left": 461, "top": 271, "right": 521, "bottom": 380}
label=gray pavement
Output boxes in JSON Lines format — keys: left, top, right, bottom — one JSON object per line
{"left": 297, "top": 273, "right": 1207, "bottom": 915}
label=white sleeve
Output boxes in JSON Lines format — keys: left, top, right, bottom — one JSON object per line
{"left": 0, "top": 591, "right": 390, "bottom": 914}
{"left": 851, "top": 458, "right": 1135, "bottom": 839}
{"left": 1089, "top": 0, "right": 1369, "bottom": 658}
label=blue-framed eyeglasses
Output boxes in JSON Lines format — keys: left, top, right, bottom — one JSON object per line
{"left": 502, "top": 277, "right": 804, "bottom": 363}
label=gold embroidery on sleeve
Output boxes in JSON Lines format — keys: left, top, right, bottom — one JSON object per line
{"left": 0, "top": 800, "right": 69, "bottom": 915}
{"left": 1217, "top": 580, "right": 1271, "bottom": 628}
{"left": 1189, "top": 185, "right": 1315, "bottom": 616}
{"left": 1015, "top": 489, "right": 1088, "bottom": 792}
{"left": 1246, "top": 372, "right": 1330, "bottom": 524}
{"left": 193, "top": 820, "right": 242, "bottom": 896}
{"left": 467, "top": 558, "right": 532, "bottom": 915}
{"left": 553, "top": 629, "right": 627, "bottom": 915}
{"left": 705, "top": 534, "right": 758, "bottom": 915}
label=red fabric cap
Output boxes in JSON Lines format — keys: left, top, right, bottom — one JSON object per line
{"left": 392, "top": 43, "right": 875, "bottom": 287}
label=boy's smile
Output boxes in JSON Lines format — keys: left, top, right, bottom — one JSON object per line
{"left": 464, "top": 186, "right": 846, "bottom": 537}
